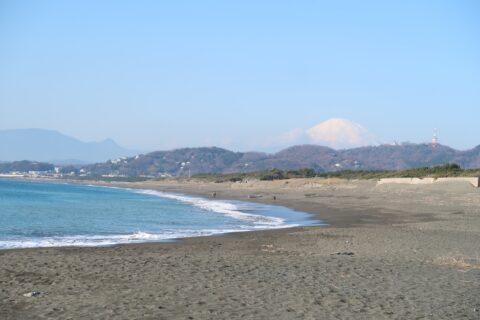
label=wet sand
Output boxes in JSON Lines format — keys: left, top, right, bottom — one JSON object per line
{"left": 1, "top": 178, "right": 480, "bottom": 319}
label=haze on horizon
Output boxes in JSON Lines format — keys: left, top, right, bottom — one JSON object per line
{"left": 1, "top": 1, "right": 479, "bottom": 152}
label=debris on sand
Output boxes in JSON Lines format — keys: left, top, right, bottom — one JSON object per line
{"left": 23, "top": 291, "right": 42, "bottom": 297}
{"left": 331, "top": 252, "right": 355, "bottom": 256}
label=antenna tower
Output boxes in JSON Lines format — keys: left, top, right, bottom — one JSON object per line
{"left": 432, "top": 129, "right": 438, "bottom": 148}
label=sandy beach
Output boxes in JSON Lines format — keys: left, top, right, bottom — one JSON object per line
{"left": 1, "top": 178, "right": 480, "bottom": 319}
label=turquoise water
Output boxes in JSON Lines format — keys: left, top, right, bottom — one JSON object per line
{"left": 0, "top": 179, "right": 320, "bottom": 249}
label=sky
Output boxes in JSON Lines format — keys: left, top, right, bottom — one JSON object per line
{"left": 1, "top": 0, "right": 479, "bottom": 152}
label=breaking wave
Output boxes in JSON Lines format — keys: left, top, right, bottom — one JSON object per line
{"left": 135, "top": 189, "right": 287, "bottom": 226}
{"left": 0, "top": 229, "right": 247, "bottom": 249}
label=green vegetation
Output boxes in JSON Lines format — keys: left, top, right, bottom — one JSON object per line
{"left": 2, "top": 159, "right": 478, "bottom": 182}
{"left": 287, "top": 168, "right": 317, "bottom": 178}
{"left": 79, "top": 144, "right": 480, "bottom": 177}
{"left": 318, "top": 163, "right": 480, "bottom": 179}
{"left": 193, "top": 164, "right": 480, "bottom": 182}
{"left": 193, "top": 168, "right": 318, "bottom": 182}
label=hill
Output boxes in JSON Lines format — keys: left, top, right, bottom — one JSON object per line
{"left": 0, "top": 129, "right": 139, "bottom": 164}
{"left": 82, "top": 143, "right": 480, "bottom": 177}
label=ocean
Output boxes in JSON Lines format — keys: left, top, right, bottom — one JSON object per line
{"left": 0, "top": 179, "right": 320, "bottom": 249}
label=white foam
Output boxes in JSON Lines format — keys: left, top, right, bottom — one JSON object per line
{"left": 136, "top": 189, "right": 286, "bottom": 226}
{"left": 83, "top": 186, "right": 286, "bottom": 226}
{"left": 0, "top": 228, "right": 278, "bottom": 249}
{"left": 0, "top": 187, "right": 301, "bottom": 250}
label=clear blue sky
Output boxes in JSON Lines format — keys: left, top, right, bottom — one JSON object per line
{"left": 1, "top": 0, "right": 479, "bottom": 151}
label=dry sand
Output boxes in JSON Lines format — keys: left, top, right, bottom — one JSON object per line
{"left": 1, "top": 178, "right": 480, "bottom": 319}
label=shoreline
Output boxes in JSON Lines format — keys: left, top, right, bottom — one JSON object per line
{"left": 0, "top": 178, "right": 324, "bottom": 251}
{"left": 65, "top": 178, "right": 385, "bottom": 228}
{"left": 1, "top": 177, "right": 480, "bottom": 319}
{"left": 74, "top": 178, "right": 438, "bottom": 228}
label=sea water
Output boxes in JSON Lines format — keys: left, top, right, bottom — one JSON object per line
{"left": 0, "top": 179, "right": 320, "bottom": 249}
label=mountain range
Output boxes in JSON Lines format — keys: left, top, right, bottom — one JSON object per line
{"left": 2, "top": 129, "right": 479, "bottom": 176}
{"left": 0, "top": 129, "right": 139, "bottom": 164}
{"left": 84, "top": 143, "right": 480, "bottom": 177}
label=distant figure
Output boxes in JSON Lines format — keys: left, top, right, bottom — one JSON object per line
{"left": 273, "top": 195, "right": 276, "bottom": 201}
{"left": 212, "top": 192, "right": 216, "bottom": 198}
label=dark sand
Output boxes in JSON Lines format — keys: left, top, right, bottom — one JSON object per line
{"left": 1, "top": 178, "right": 480, "bottom": 319}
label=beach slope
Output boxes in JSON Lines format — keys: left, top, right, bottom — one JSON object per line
{"left": 1, "top": 178, "right": 480, "bottom": 319}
